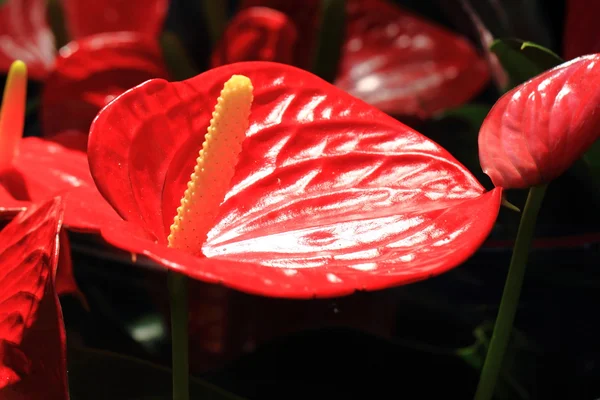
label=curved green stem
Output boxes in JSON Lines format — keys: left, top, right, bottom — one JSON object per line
{"left": 168, "top": 271, "right": 189, "bottom": 400}
{"left": 474, "top": 184, "right": 547, "bottom": 400}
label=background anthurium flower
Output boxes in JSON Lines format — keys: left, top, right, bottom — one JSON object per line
{"left": 0, "top": 196, "right": 69, "bottom": 400}
{"left": 61, "top": 0, "right": 168, "bottom": 40}
{"left": 88, "top": 61, "right": 501, "bottom": 298}
{"left": 211, "top": 7, "right": 298, "bottom": 66}
{"left": 41, "top": 32, "right": 169, "bottom": 146}
{"left": 0, "top": 0, "right": 55, "bottom": 80}
{"left": 215, "top": 0, "right": 490, "bottom": 118}
{"left": 0, "top": 0, "right": 166, "bottom": 80}
{"left": 478, "top": 54, "right": 600, "bottom": 189}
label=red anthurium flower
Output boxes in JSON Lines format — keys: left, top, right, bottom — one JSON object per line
{"left": 0, "top": 0, "right": 55, "bottom": 80}
{"left": 563, "top": 0, "right": 600, "bottom": 60}
{"left": 0, "top": 196, "right": 69, "bottom": 400}
{"left": 61, "top": 0, "right": 168, "bottom": 40}
{"left": 89, "top": 61, "right": 501, "bottom": 298}
{"left": 0, "top": 61, "right": 121, "bottom": 230}
{"left": 41, "top": 32, "right": 169, "bottom": 145}
{"left": 216, "top": 0, "right": 489, "bottom": 118}
{"left": 479, "top": 54, "right": 600, "bottom": 189}
{"left": 0, "top": 61, "right": 121, "bottom": 303}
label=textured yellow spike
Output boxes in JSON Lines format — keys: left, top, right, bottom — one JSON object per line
{"left": 0, "top": 60, "right": 27, "bottom": 171}
{"left": 167, "top": 75, "right": 254, "bottom": 253}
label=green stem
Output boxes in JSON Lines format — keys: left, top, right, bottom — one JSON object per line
{"left": 312, "top": 0, "right": 346, "bottom": 83}
{"left": 474, "top": 184, "right": 547, "bottom": 400}
{"left": 159, "top": 31, "right": 201, "bottom": 81}
{"left": 168, "top": 271, "right": 189, "bottom": 400}
{"left": 202, "top": 0, "right": 228, "bottom": 46}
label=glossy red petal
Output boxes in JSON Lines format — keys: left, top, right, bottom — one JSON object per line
{"left": 239, "top": 0, "right": 320, "bottom": 69}
{"left": 211, "top": 7, "right": 298, "bottom": 66}
{"left": 89, "top": 61, "right": 501, "bottom": 297}
{"left": 0, "top": 0, "right": 55, "bottom": 80}
{"left": 0, "top": 196, "right": 68, "bottom": 399}
{"left": 563, "top": 0, "right": 600, "bottom": 60}
{"left": 61, "top": 0, "right": 168, "bottom": 39}
{"left": 479, "top": 54, "right": 600, "bottom": 189}
{"left": 0, "top": 137, "right": 122, "bottom": 232}
{"left": 41, "top": 32, "right": 169, "bottom": 140}
{"left": 335, "top": 0, "right": 489, "bottom": 118}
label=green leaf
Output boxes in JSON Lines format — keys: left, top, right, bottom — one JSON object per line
{"left": 490, "top": 38, "right": 563, "bottom": 91}
{"left": 312, "top": 0, "right": 346, "bottom": 83}
{"left": 457, "top": 322, "right": 542, "bottom": 400}
{"left": 68, "top": 346, "right": 246, "bottom": 400}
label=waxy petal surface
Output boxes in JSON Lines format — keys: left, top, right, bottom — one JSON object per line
{"left": 0, "top": 0, "right": 55, "bottom": 80}
{"left": 42, "top": 32, "right": 169, "bottom": 141}
{"left": 0, "top": 196, "right": 68, "bottom": 400}
{"left": 61, "top": 0, "right": 168, "bottom": 39}
{"left": 89, "top": 61, "right": 501, "bottom": 298}
{"left": 211, "top": 7, "right": 298, "bottom": 66}
{"left": 334, "top": 0, "right": 489, "bottom": 117}
{"left": 0, "top": 136, "right": 121, "bottom": 232}
{"left": 479, "top": 54, "right": 600, "bottom": 189}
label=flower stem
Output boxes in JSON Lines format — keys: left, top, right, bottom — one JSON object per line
{"left": 202, "top": 0, "right": 228, "bottom": 46}
{"left": 168, "top": 270, "right": 189, "bottom": 400}
{"left": 473, "top": 184, "right": 547, "bottom": 400}
{"left": 312, "top": 0, "right": 346, "bottom": 83}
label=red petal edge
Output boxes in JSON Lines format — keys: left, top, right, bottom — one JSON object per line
{"left": 0, "top": 136, "right": 122, "bottom": 232}
{"left": 42, "top": 32, "right": 169, "bottom": 140}
{"left": 479, "top": 54, "right": 600, "bottom": 189}
{"left": 0, "top": 0, "right": 55, "bottom": 80}
{"left": 61, "top": 0, "right": 168, "bottom": 39}
{"left": 0, "top": 196, "right": 69, "bottom": 400}
{"left": 89, "top": 61, "right": 501, "bottom": 298}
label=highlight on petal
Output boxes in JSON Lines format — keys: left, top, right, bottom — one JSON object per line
{"left": 88, "top": 61, "right": 501, "bottom": 298}
{"left": 0, "top": 0, "right": 55, "bottom": 80}
{"left": 61, "top": 0, "right": 168, "bottom": 39}
{"left": 41, "top": 32, "right": 169, "bottom": 140}
{"left": 479, "top": 54, "right": 600, "bottom": 189}
{"left": 0, "top": 60, "right": 27, "bottom": 172}
{"left": 563, "top": 0, "right": 600, "bottom": 60}
{"left": 0, "top": 136, "right": 122, "bottom": 232}
{"left": 0, "top": 196, "right": 69, "bottom": 399}
{"left": 335, "top": 0, "right": 490, "bottom": 118}
{"left": 211, "top": 7, "right": 298, "bottom": 66}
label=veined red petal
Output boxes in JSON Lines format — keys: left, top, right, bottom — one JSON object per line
{"left": 0, "top": 196, "right": 68, "bottom": 399}
{"left": 89, "top": 61, "right": 500, "bottom": 297}
{"left": 479, "top": 54, "right": 600, "bottom": 189}
{"left": 0, "top": 0, "right": 55, "bottom": 80}
{"left": 41, "top": 32, "right": 169, "bottom": 140}
{"left": 61, "top": 0, "right": 168, "bottom": 39}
